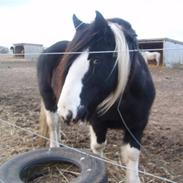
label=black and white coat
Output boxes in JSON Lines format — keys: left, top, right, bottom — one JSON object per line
{"left": 37, "top": 11, "right": 155, "bottom": 183}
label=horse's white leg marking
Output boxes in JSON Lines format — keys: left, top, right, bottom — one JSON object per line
{"left": 121, "top": 143, "right": 140, "bottom": 183}
{"left": 155, "top": 55, "right": 158, "bottom": 66}
{"left": 156, "top": 53, "right": 160, "bottom": 66}
{"left": 45, "top": 109, "right": 60, "bottom": 147}
{"left": 56, "top": 117, "right": 61, "bottom": 143}
{"left": 89, "top": 126, "right": 106, "bottom": 157}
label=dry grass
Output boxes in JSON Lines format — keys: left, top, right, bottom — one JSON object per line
{"left": 0, "top": 55, "right": 28, "bottom": 62}
{"left": 26, "top": 163, "right": 80, "bottom": 183}
{"left": 0, "top": 122, "right": 181, "bottom": 183}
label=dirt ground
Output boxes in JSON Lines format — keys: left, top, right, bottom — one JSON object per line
{"left": 0, "top": 61, "right": 182, "bottom": 183}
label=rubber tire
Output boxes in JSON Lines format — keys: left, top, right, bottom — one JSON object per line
{"left": 0, "top": 147, "right": 108, "bottom": 183}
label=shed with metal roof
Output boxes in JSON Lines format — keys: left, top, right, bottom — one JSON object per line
{"left": 138, "top": 38, "right": 183, "bottom": 67}
{"left": 13, "top": 43, "right": 43, "bottom": 61}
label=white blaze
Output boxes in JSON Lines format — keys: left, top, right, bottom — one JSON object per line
{"left": 57, "top": 51, "right": 89, "bottom": 119}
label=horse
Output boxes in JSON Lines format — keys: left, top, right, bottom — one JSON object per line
{"left": 37, "top": 11, "right": 155, "bottom": 183}
{"left": 141, "top": 51, "right": 161, "bottom": 66}
{"left": 37, "top": 40, "right": 69, "bottom": 145}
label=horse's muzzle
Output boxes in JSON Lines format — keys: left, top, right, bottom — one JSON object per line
{"left": 58, "top": 105, "right": 89, "bottom": 124}
{"left": 64, "top": 110, "right": 73, "bottom": 124}
{"left": 58, "top": 109, "right": 73, "bottom": 125}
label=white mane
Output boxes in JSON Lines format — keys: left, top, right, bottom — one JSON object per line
{"left": 97, "top": 22, "right": 131, "bottom": 114}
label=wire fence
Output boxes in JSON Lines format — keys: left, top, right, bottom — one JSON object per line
{"left": 1, "top": 47, "right": 183, "bottom": 67}
{"left": 0, "top": 48, "right": 182, "bottom": 183}
{"left": 0, "top": 118, "right": 177, "bottom": 183}
{"left": 1, "top": 47, "right": 183, "bottom": 57}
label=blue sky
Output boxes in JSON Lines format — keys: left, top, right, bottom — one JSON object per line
{"left": 0, "top": 0, "right": 183, "bottom": 47}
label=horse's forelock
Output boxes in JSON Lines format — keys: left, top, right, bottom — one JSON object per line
{"left": 60, "top": 16, "right": 111, "bottom": 69}
{"left": 61, "top": 24, "right": 97, "bottom": 67}
{"left": 53, "top": 24, "right": 99, "bottom": 102}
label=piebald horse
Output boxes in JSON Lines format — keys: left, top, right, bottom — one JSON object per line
{"left": 37, "top": 11, "right": 155, "bottom": 183}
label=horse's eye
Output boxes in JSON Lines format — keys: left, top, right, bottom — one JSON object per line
{"left": 93, "top": 60, "right": 100, "bottom": 64}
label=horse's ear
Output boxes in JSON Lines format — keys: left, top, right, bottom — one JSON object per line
{"left": 72, "top": 14, "right": 85, "bottom": 30}
{"left": 94, "top": 11, "right": 107, "bottom": 30}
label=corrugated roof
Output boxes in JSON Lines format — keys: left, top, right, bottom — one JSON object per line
{"left": 138, "top": 38, "right": 183, "bottom": 45}
{"left": 13, "top": 43, "right": 43, "bottom": 46}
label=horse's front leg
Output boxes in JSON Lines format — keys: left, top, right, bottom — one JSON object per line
{"left": 121, "top": 143, "right": 140, "bottom": 183}
{"left": 121, "top": 129, "right": 143, "bottom": 183}
{"left": 89, "top": 124, "right": 107, "bottom": 157}
{"left": 45, "top": 110, "right": 60, "bottom": 147}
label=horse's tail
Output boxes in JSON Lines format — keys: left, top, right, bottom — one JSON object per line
{"left": 38, "top": 100, "right": 48, "bottom": 146}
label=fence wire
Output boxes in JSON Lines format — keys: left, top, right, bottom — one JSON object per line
{"left": 0, "top": 47, "right": 181, "bottom": 183}
{"left": 0, "top": 47, "right": 183, "bottom": 57}
{"left": 0, "top": 118, "right": 177, "bottom": 183}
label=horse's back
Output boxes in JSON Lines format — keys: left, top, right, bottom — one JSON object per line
{"left": 37, "top": 41, "right": 69, "bottom": 75}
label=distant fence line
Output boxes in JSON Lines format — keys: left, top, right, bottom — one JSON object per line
{"left": 0, "top": 47, "right": 183, "bottom": 57}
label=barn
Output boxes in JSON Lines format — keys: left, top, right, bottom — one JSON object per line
{"left": 138, "top": 38, "right": 183, "bottom": 67}
{"left": 13, "top": 43, "right": 44, "bottom": 61}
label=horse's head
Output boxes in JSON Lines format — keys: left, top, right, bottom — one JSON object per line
{"left": 57, "top": 11, "right": 130, "bottom": 123}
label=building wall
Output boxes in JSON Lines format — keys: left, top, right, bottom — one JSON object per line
{"left": 163, "top": 40, "right": 183, "bottom": 66}
{"left": 24, "top": 45, "right": 43, "bottom": 61}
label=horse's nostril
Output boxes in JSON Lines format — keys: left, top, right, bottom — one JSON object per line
{"left": 65, "top": 110, "right": 73, "bottom": 122}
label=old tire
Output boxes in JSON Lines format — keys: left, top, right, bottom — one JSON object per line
{"left": 0, "top": 147, "right": 108, "bottom": 183}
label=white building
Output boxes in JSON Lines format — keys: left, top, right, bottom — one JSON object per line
{"left": 139, "top": 38, "right": 183, "bottom": 67}
{"left": 13, "top": 43, "right": 44, "bottom": 61}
